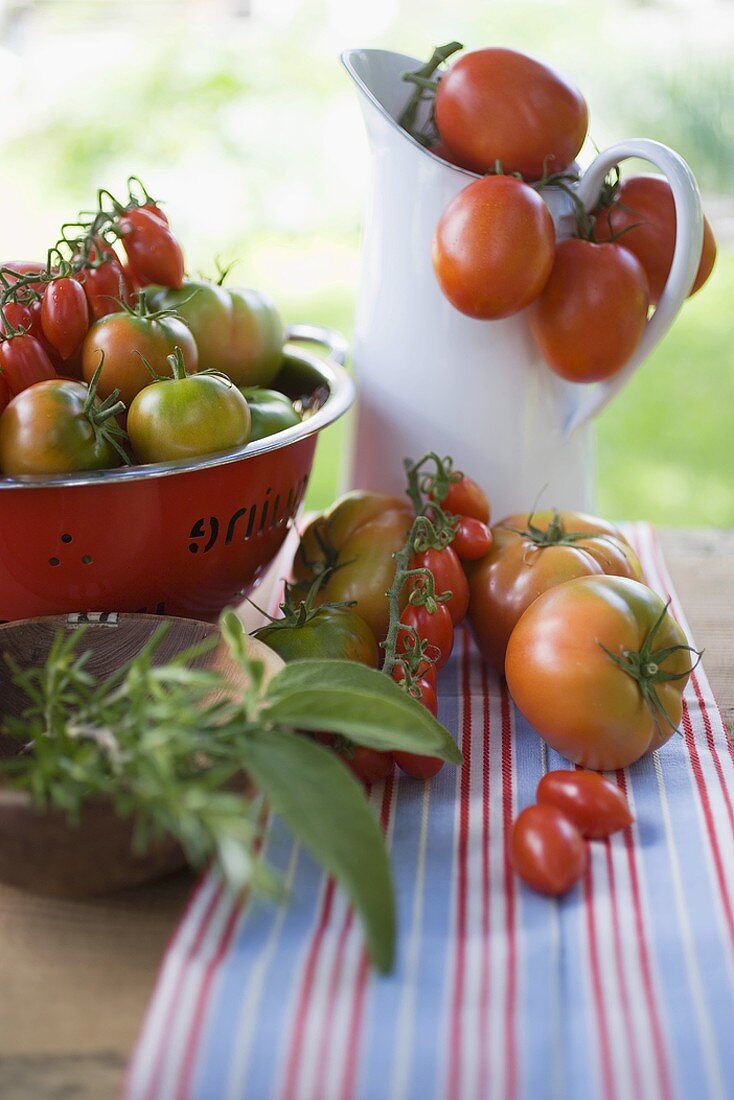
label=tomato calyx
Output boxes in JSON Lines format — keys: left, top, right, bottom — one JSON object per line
{"left": 598, "top": 598, "right": 702, "bottom": 734}
{"left": 398, "top": 41, "right": 464, "bottom": 146}
{"left": 258, "top": 575, "right": 359, "bottom": 633}
{"left": 501, "top": 507, "right": 622, "bottom": 566}
{"left": 82, "top": 355, "right": 131, "bottom": 465}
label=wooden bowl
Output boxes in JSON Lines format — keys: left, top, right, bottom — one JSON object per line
{"left": 0, "top": 613, "right": 282, "bottom": 897}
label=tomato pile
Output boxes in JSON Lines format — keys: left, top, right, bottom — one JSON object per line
{"left": 0, "top": 178, "right": 296, "bottom": 477}
{"left": 400, "top": 42, "right": 716, "bottom": 383}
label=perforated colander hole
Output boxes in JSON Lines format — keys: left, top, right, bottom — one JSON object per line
{"left": 49, "top": 557, "right": 60, "bottom": 567}
{"left": 61, "top": 534, "right": 73, "bottom": 544}
{"left": 82, "top": 555, "right": 93, "bottom": 565}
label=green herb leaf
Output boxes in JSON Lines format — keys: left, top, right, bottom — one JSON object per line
{"left": 240, "top": 726, "right": 395, "bottom": 972}
{"left": 263, "top": 659, "right": 462, "bottom": 763}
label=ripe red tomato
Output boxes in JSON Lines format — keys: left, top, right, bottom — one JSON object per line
{"left": 120, "top": 207, "right": 184, "bottom": 289}
{"left": 594, "top": 175, "right": 716, "bottom": 304}
{"left": 537, "top": 771, "right": 633, "bottom": 838}
{"left": 79, "top": 240, "right": 134, "bottom": 321}
{"left": 410, "top": 545, "right": 469, "bottom": 626}
{"left": 41, "top": 278, "right": 90, "bottom": 360}
{"left": 0, "top": 334, "right": 57, "bottom": 396}
{"left": 394, "top": 751, "right": 444, "bottom": 780}
{"left": 390, "top": 662, "right": 438, "bottom": 694}
{"left": 510, "top": 804, "right": 586, "bottom": 896}
{"left": 343, "top": 745, "right": 394, "bottom": 785}
{"left": 0, "top": 301, "right": 33, "bottom": 336}
{"left": 529, "top": 238, "right": 650, "bottom": 383}
{"left": 399, "top": 602, "right": 454, "bottom": 670}
{"left": 434, "top": 473, "right": 491, "bottom": 524}
{"left": 433, "top": 176, "right": 555, "bottom": 319}
{"left": 506, "top": 575, "right": 695, "bottom": 770}
{"left": 435, "top": 48, "right": 588, "bottom": 179}
{"left": 452, "top": 516, "right": 493, "bottom": 561}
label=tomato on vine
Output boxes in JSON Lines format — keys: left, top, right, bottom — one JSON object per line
{"left": 79, "top": 239, "right": 134, "bottom": 322}
{"left": 452, "top": 516, "right": 493, "bottom": 561}
{"left": 431, "top": 472, "right": 490, "bottom": 524}
{"left": 0, "top": 333, "right": 57, "bottom": 396}
{"left": 394, "top": 752, "right": 444, "bottom": 780}
{"left": 41, "top": 277, "right": 90, "bottom": 361}
{"left": 119, "top": 206, "right": 185, "bottom": 289}
{"left": 410, "top": 545, "right": 468, "bottom": 626}
{"left": 399, "top": 602, "right": 454, "bottom": 670}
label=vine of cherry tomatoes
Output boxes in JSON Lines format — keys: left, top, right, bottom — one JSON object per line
{"left": 402, "top": 42, "right": 716, "bottom": 383}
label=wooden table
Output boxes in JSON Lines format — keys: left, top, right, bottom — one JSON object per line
{"left": 1, "top": 529, "right": 732, "bottom": 1099}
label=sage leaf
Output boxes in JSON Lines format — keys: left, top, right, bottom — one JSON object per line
{"left": 240, "top": 727, "right": 395, "bottom": 972}
{"left": 263, "top": 659, "right": 461, "bottom": 764}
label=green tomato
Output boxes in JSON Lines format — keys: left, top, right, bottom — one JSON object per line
{"left": 127, "top": 354, "right": 251, "bottom": 464}
{"left": 149, "top": 280, "right": 284, "bottom": 387}
{"left": 239, "top": 387, "right": 300, "bottom": 441}
{"left": 254, "top": 606, "right": 378, "bottom": 667}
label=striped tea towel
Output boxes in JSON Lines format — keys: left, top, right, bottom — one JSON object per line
{"left": 125, "top": 523, "right": 734, "bottom": 1100}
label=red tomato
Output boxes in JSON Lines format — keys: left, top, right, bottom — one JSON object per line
{"left": 435, "top": 473, "right": 491, "bottom": 524}
{"left": 399, "top": 601, "right": 454, "bottom": 670}
{"left": 537, "top": 771, "right": 633, "bottom": 838}
{"left": 394, "top": 751, "right": 444, "bottom": 780}
{"left": 139, "top": 201, "right": 169, "bottom": 225}
{"left": 529, "top": 238, "right": 649, "bottom": 383}
{"left": 41, "top": 278, "right": 90, "bottom": 360}
{"left": 428, "top": 140, "right": 473, "bottom": 169}
{"left": 79, "top": 240, "right": 134, "bottom": 321}
{"left": 452, "top": 516, "right": 493, "bottom": 561}
{"left": 0, "top": 334, "right": 57, "bottom": 396}
{"left": 0, "top": 301, "right": 33, "bottom": 336}
{"left": 510, "top": 804, "right": 586, "bottom": 896}
{"left": 0, "top": 372, "right": 10, "bottom": 415}
{"left": 344, "top": 745, "right": 394, "bottom": 785}
{"left": 410, "top": 545, "right": 468, "bottom": 626}
{"left": 594, "top": 175, "right": 716, "bottom": 305}
{"left": 120, "top": 207, "right": 184, "bottom": 289}
{"left": 435, "top": 48, "right": 588, "bottom": 179}
{"left": 433, "top": 176, "right": 555, "bottom": 319}
{"left": 390, "top": 663, "right": 438, "bottom": 695}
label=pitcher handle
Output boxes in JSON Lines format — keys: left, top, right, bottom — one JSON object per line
{"left": 564, "top": 139, "right": 704, "bottom": 437}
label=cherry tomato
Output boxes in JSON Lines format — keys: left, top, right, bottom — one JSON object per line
{"left": 506, "top": 575, "right": 695, "bottom": 770}
{"left": 537, "top": 771, "right": 633, "bottom": 838}
{"left": 120, "top": 207, "right": 184, "bottom": 289}
{"left": 433, "top": 176, "right": 555, "bottom": 319}
{"left": 255, "top": 605, "right": 378, "bottom": 666}
{"left": 294, "top": 492, "right": 414, "bottom": 641}
{"left": 0, "top": 378, "right": 125, "bottom": 476}
{"left": 390, "top": 663, "right": 438, "bottom": 695}
{"left": 434, "top": 473, "right": 491, "bottom": 524}
{"left": 452, "top": 516, "right": 493, "bottom": 561}
{"left": 594, "top": 175, "right": 716, "bottom": 304}
{"left": 467, "top": 510, "right": 642, "bottom": 673}
{"left": 510, "top": 804, "right": 586, "bottom": 896}
{"left": 394, "top": 751, "right": 444, "bottom": 780}
{"left": 81, "top": 296, "right": 198, "bottom": 406}
{"left": 126, "top": 350, "right": 250, "bottom": 464}
{"left": 399, "top": 602, "right": 454, "bottom": 670}
{"left": 529, "top": 238, "right": 649, "bottom": 383}
{"left": 79, "top": 240, "right": 134, "bottom": 321}
{"left": 0, "top": 301, "right": 33, "bottom": 336}
{"left": 410, "top": 545, "right": 468, "bottom": 626}
{"left": 343, "top": 745, "right": 394, "bottom": 785}
{"left": 435, "top": 48, "right": 588, "bottom": 179}
{"left": 41, "top": 278, "right": 90, "bottom": 360}
{"left": 0, "top": 334, "right": 57, "bottom": 396}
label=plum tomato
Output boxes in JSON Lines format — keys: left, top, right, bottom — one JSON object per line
{"left": 433, "top": 175, "right": 556, "bottom": 320}
{"left": 434, "top": 47, "right": 588, "bottom": 179}
{"left": 0, "top": 333, "right": 57, "bottom": 397}
{"left": 529, "top": 238, "right": 650, "bottom": 383}
{"left": 467, "top": 509, "right": 642, "bottom": 673}
{"left": 41, "top": 277, "right": 90, "bottom": 360}
{"left": 433, "top": 472, "right": 491, "bottom": 524}
{"left": 119, "top": 207, "right": 184, "bottom": 289}
{"left": 410, "top": 545, "right": 469, "bottom": 626}
{"left": 393, "top": 751, "right": 444, "bottom": 780}
{"left": 510, "top": 803, "right": 586, "bottom": 896}
{"left": 343, "top": 745, "right": 394, "bottom": 785}
{"left": 594, "top": 175, "right": 716, "bottom": 304}
{"left": 537, "top": 770, "right": 633, "bottom": 838}
{"left": 399, "top": 601, "right": 454, "bottom": 670}
{"left": 78, "top": 239, "right": 134, "bottom": 321}
{"left": 505, "top": 575, "right": 697, "bottom": 770}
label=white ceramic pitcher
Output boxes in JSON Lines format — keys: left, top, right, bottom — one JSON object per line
{"left": 342, "top": 48, "right": 705, "bottom": 516}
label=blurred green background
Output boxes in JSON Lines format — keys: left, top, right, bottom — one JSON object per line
{"left": 0, "top": 0, "right": 731, "bottom": 522}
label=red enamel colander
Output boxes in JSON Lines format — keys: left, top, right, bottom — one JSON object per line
{"left": 0, "top": 325, "right": 353, "bottom": 623}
